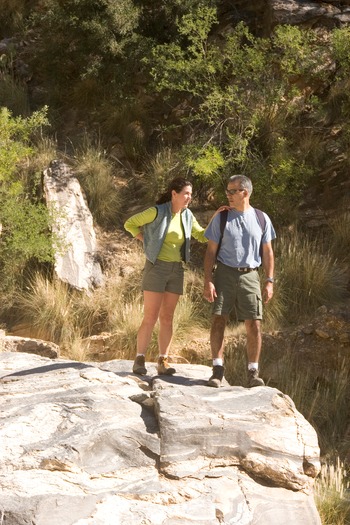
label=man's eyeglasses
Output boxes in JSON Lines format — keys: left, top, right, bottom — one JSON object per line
{"left": 225, "top": 188, "right": 244, "bottom": 195}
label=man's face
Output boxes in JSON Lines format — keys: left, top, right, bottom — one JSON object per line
{"left": 225, "top": 182, "right": 246, "bottom": 207}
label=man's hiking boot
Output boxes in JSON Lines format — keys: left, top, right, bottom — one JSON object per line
{"left": 247, "top": 368, "right": 265, "bottom": 388}
{"left": 157, "top": 356, "right": 176, "bottom": 376}
{"left": 207, "top": 365, "right": 225, "bottom": 388}
{"left": 133, "top": 355, "right": 147, "bottom": 375}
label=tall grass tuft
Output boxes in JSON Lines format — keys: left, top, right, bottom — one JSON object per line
{"left": 14, "top": 274, "right": 78, "bottom": 344}
{"left": 72, "top": 137, "right": 123, "bottom": 228}
{"left": 259, "top": 346, "right": 350, "bottom": 459}
{"left": 329, "top": 210, "right": 350, "bottom": 263}
{"left": 275, "top": 229, "right": 348, "bottom": 322}
{"left": 143, "top": 147, "right": 182, "bottom": 201}
{"left": 315, "top": 458, "right": 350, "bottom": 525}
{"left": 0, "top": 73, "right": 29, "bottom": 116}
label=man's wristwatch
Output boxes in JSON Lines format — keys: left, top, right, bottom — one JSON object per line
{"left": 265, "top": 277, "right": 274, "bottom": 283}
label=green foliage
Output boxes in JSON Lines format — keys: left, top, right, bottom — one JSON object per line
{"left": 273, "top": 24, "right": 330, "bottom": 82}
{"left": 149, "top": 5, "right": 219, "bottom": 97}
{"left": 136, "top": 0, "right": 218, "bottom": 42}
{"left": 186, "top": 144, "right": 224, "bottom": 180}
{"left": 27, "top": 0, "right": 141, "bottom": 109}
{"left": 0, "top": 106, "right": 54, "bottom": 287}
{"left": 147, "top": 20, "right": 336, "bottom": 221}
{"left": 331, "top": 27, "right": 350, "bottom": 78}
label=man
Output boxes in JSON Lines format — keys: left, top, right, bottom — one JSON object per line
{"left": 203, "top": 175, "right": 276, "bottom": 388}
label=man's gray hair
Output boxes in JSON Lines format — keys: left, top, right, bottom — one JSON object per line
{"left": 228, "top": 175, "right": 253, "bottom": 196}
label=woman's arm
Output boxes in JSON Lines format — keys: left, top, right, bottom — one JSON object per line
{"left": 124, "top": 207, "right": 157, "bottom": 240}
{"left": 191, "top": 206, "right": 231, "bottom": 243}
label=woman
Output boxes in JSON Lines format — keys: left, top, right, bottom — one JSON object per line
{"left": 124, "top": 177, "right": 212, "bottom": 376}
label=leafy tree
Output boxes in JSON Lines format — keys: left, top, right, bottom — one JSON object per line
{"left": 135, "top": 0, "right": 218, "bottom": 43}
{"left": 27, "top": 0, "right": 141, "bottom": 109}
{"left": 147, "top": 15, "right": 335, "bottom": 219}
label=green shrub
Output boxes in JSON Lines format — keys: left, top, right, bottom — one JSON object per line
{"left": 0, "top": 106, "right": 54, "bottom": 290}
{"left": 28, "top": 0, "right": 140, "bottom": 108}
{"left": 147, "top": 20, "right": 332, "bottom": 221}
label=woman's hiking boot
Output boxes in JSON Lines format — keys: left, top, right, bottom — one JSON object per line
{"left": 207, "top": 365, "right": 225, "bottom": 387}
{"left": 133, "top": 355, "right": 147, "bottom": 375}
{"left": 157, "top": 356, "right": 176, "bottom": 375}
{"left": 247, "top": 368, "right": 265, "bottom": 387}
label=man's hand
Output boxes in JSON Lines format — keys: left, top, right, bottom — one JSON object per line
{"left": 204, "top": 281, "right": 217, "bottom": 303}
{"left": 263, "top": 282, "right": 274, "bottom": 304}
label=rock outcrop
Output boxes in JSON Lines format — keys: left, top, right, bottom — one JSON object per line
{"left": 0, "top": 331, "right": 60, "bottom": 358}
{"left": 43, "top": 160, "right": 103, "bottom": 291}
{"left": 0, "top": 352, "right": 321, "bottom": 524}
{"left": 219, "top": 1, "right": 350, "bottom": 36}
{"left": 269, "top": 0, "right": 350, "bottom": 28}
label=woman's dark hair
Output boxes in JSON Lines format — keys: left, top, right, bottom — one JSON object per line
{"left": 156, "top": 177, "right": 192, "bottom": 204}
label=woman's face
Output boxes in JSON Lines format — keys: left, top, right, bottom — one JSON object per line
{"left": 172, "top": 185, "right": 192, "bottom": 208}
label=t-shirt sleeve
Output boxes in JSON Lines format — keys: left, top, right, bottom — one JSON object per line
{"left": 124, "top": 207, "right": 157, "bottom": 237}
{"left": 261, "top": 213, "right": 277, "bottom": 244}
{"left": 204, "top": 215, "right": 221, "bottom": 244}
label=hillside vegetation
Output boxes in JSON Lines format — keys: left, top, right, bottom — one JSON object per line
{"left": 0, "top": 3, "right": 349, "bottom": 522}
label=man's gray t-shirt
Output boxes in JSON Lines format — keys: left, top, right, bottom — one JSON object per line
{"left": 204, "top": 207, "right": 276, "bottom": 268}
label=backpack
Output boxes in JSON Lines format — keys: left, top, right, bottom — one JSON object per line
{"left": 216, "top": 208, "right": 266, "bottom": 263}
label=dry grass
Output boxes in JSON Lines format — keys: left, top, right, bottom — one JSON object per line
{"left": 13, "top": 275, "right": 79, "bottom": 344}
{"left": 12, "top": 259, "right": 212, "bottom": 363}
{"left": 315, "top": 458, "right": 350, "bottom": 525}
{"left": 0, "top": 73, "right": 29, "bottom": 116}
{"left": 275, "top": 228, "right": 348, "bottom": 323}
{"left": 329, "top": 210, "right": 350, "bottom": 263}
{"left": 72, "top": 138, "right": 123, "bottom": 228}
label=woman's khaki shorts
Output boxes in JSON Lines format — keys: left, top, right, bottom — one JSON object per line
{"left": 142, "top": 259, "right": 184, "bottom": 295}
{"left": 212, "top": 262, "right": 263, "bottom": 320}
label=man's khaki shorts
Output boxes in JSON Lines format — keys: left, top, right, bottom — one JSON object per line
{"left": 142, "top": 259, "right": 184, "bottom": 295}
{"left": 212, "top": 262, "right": 263, "bottom": 320}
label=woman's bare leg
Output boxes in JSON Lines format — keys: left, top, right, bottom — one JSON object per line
{"left": 158, "top": 292, "right": 180, "bottom": 355}
{"left": 136, "top": 291, "right": 164, "bottom": 355}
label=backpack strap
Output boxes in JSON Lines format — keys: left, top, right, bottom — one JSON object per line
{"left": 216, "top": 209, "right": 228, "bottom": 260}
{"left": 254, "top": 208, "right": 266, "bottom": 260}
{"left": 254, "top": 208, "right": 266, "bottom": 232}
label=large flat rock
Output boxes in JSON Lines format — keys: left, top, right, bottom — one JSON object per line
{"left": 0, "top": 352, "right": 321, "bottom": 524}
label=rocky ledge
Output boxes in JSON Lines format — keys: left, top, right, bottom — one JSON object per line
{"left": 0, "top": 352, "right": 321, "bottom": 524}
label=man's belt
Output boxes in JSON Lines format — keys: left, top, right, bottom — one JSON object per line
{"left": 236, "top": 267, "right": 258, "bottom": 272}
